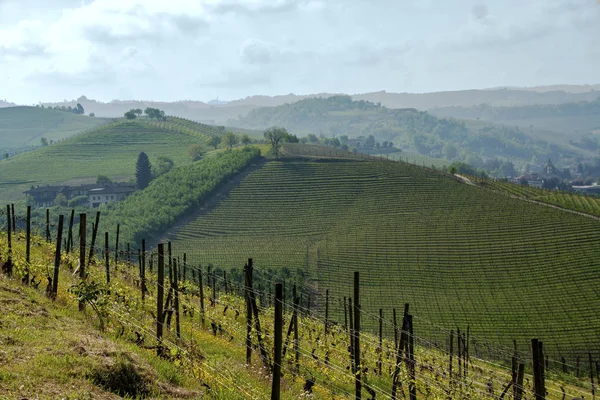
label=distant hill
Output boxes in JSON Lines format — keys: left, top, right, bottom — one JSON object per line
{"left": 0, "top": 119, "right": 210, "bottom": 203}
{"left": 0, "top": 106, "right": 108, "bottom": 153}
{"left": 430, "top": 97, "right": 600, "bottom": 156}
{"left": 228, "top": 95, "right": 587, "bottom": 171}
{"left": 14, "top": 85, "right": 598, "bottom": 124}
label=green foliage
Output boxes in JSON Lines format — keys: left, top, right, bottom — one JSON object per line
{"left": 152, "top": 156, "right": 174, "bottom": 178}
{"left": 206, "top": 135, "right": 221, "bottom": 150}
{"left": 124, "top": 110, "right": 137, "bottom": 120}
{"left": 135, "top": 152, "right": 152, "bottom": 189}
{"left": 96, "top": 175, "right": 112, "bottom": 185}
{"left": 68, "top": 280, "right": 109, "bottom": 331}
{"left": 222, "top": 132, "right": 239, "bottom": 150}
{"left": 264, "top": 126, "right": 288, "bottom": 157}
{"left": 240, "top": 134, "right": 252, "bottom": 145}
{"left": 144, "top": 107, "right": 166, "bottom": 121}
{"left": 187, "top": 144, "right": 203, "bottom": 162}
{"left": 40, "top": 137, "right": 48, "bottom": 146}
{"left": 68, "top": 195, "right": 88, "bottom": 207}
{"left": 54, "top": 193, "right": 68, "bottom": 207}
{"left": 102, "top": 146, "right": 260, "bottom": 247}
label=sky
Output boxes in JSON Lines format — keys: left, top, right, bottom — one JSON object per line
{"left": 0, "top": 0, "right": 598, "bottom": 104}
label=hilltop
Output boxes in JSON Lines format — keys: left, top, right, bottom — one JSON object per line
{"left": 0, "top": 106, "right": 108, "bottom": 154}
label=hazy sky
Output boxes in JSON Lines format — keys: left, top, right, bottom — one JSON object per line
{"left": 0, "top": 0, "right": 598, "bottom": 104}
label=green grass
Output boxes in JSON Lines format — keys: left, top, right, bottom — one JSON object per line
{"left": 171, "top": 158, "right": 600, "bottom": 361}
{"left": 0, "top": 120, "right": 205, "bottom": 203}
{"left": 0, "top": 106, "right": 108, "bottom": 149}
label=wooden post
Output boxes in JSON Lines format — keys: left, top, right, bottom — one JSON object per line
{"left": 348, "top": 297, "right": 355, "bottom": 371}
{"left": 531, "top": 339, "right": 545, "bottom": 400}
{"left": 104, "top": 232, "right": 109, "bottom": 285}
{"left": 449, "top": 330, "right": 454, "bottom": 377}
{"left": 156, "top": 243, "right": 165, "bottom": 357}
{"left": 223, "top": 270, "right": 228, "bottom": 293}
{"left": 174, "top": 260, "right": 181, "bottom": 339}
{"left": 408, "top": 314, "right": 416, "bottom": 400}
{"left": 590, "top": 353, "right": 596, "bottom": 400}
{"left": 114, "top": 224, "right": 119, "bottom": 266}
{"left": 24, "top": 206, "right": 31, "bottom": 284}
{"left": 212, "top": 269, "right": 217, "bottom": 305}
{"left": 344, "top": 297, "right": 348, "bottom": 331}
{"left": 515, "top": 363, "right": 525, "bottom": 400}
{"left": 183, "top": 253, "right": 187, "bottom": 283}
{"left": 465, "top": 325, "right": 470, "bottom": 378}
{"left": 272, "top": 283, "right": 283, "bottom": 400}
{"left": 127, "top": 243, "right": 131, "bottom": 265}
{"left": 457, "top": 327, "right": 462, "bottom": 379}
{"left": 141, "top": 239, "right": 146, "bottom": 302}
{"left": 354, "top": 271, "right": 361, "bottom": 400}
{"left": 10, "top": 204, "right": 15, "bottom": 230}
{"left": 307, "top": 293, "right": 311, "bottom": 317}
{"left": 245, "top": 259, "right": 253, "bottom": 365}
{"left": 51, "top": 215, "right": 64, "bottom": 299}
{"left": 325, "top": 289, "right": 329, "bottom": 336}
{"left": 2, "top": 204, "right": 13, "bottom": 276}
{"left": 67, "top": 209, "right": 74, "bottom": 253}
{"left": 198, "top": 266, "right": 205, "bottom": 326}
{"left": 393, "top": 308, "right": 398, "bottom": 350}
{"left": 87, "top": 211, "right": 100, "bottom": 266}
{"left": 293, "top": 284, "right": 300, "bottom": 372}
{"left": 78, "top": 213, "right": 86, "bottom": 311}
{"left": 46, "top": 208, "right": 50, "bottom": 242}
{"left": 391, "top": 303, "right": 409, "bottom": 400}
{"left": 377, "top": 309, "right": 383, "bottom": 376}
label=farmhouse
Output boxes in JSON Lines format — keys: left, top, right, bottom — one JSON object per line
{"left": 24, "top": 183, "right": 136, "bottom": 208}
{"left": 572, "top": 184, "right": 600, "bottom": 195}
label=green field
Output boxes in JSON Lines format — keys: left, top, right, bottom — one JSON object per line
{"left": 0, "top": 120, "right": 204, "bottom": 203}
{"left": 172, "top": 158, "right": 600, "bottom": 361}
{"left": 0, "top": 106, "right": 108, "bottom": 150}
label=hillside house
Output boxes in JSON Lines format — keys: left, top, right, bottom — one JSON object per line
{"left": 24, "top": 183, "right": 135, "bottom": 208}
{"left": 572, "top": 184, "right": 600, "bottom": 195}
{"left": 512, "top": 173, "right": 544, "bottom": 188}
{"left": 88, "top": 186, "right": 136, "bottom": 208}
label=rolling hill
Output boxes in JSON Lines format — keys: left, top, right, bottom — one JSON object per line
{"left": 169, "top": 147, "right": 600, "bottom": 361}
{"left": 0, "top": 120, "right": 207, "bottom": 203}
{"left": 0, "top": 106, "right": 108, "bottom": 153}
{"left": 228, "top": 95, "right": 587, "bottom": 171}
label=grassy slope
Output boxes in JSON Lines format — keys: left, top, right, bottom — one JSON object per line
{"left": 0, "top": 231, "right": 594, "bottom": 399}
{"left": 0, "top": 120, "right": 204, "bottom": 203}
{"left": 0, "top": 106, "right": 108, "bottom": 149}
{"left": 172, "top": 157, "right": 600, "bottom": 360}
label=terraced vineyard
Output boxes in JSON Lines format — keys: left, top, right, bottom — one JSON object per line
{"left": 0, "top": 120, "right": 203, "bottom": 202}
{"left": 173, "top": 159, "right": 600, "bottom": 361}
{"left": 475, "top": 178, "right": 600, "bottom": 217}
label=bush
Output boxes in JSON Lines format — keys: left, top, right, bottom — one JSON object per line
{"left": 68, "top": 195, "right": 88, "bottom": 207}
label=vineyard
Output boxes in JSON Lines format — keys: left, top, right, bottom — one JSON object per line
{"left": 0, "top": 219, "right": 597, "bottom": 399}
{"left": 0, "top": 120, "right": 203, "bottom": 203}
{"left": 474, "top": 178, "right": 600, "bottom": 218}
{"left": 172, "top": 158, "right": 600, "bottom": 362}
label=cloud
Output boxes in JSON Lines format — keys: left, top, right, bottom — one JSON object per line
{"left": 209, "top": 0, "right": 311, "bottom": 15}
{"left": 239, "top": 39, "right": 282, "bottom": 65}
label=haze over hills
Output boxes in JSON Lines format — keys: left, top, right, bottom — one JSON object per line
{"left": 2, "top": 85, "right": 596, "bottom": 124}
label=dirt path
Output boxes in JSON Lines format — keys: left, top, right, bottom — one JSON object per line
{"left": 508, "top": 195, "right": 600, "bottom": 221}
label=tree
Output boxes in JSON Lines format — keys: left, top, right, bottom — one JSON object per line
{"left": 207, "top": 135, "right": 221, "bottom": 150}
{"left": 144, "top": 107, "right": 166, "bottom": 121}
{"left": 54, "top": 193, "right": 68, "bottom": 207}
{"left": 153, "top": 156, "right": 174, "bottom": 177}
{"left": 135, "top": 152, "right": 152, "bottom": 189}
{"left": 240, "top": 134, "right": 252, "bottom": 145}
{"left": 40, "top": 137, "right": 49, "bottom": 146}
{"left": 264, "top": 126, "right": 288, "bottom": 157}
{"left": 188, "top": 144, "right": 204, "bottom": 161}
{"left": 96, "top": 175, "right": 112, "bottom": 186}
{"left": 223, "top": 132, "right": 239, "bottom": 151}
{"left": 89, "top": 112, "right": 95, "bottom": 117}
{"left": 366, "top": 135, "right": 375, "bottom": 148}
{"left": 124, "top": 110, "right": 137, "bottom": 120}
{"left": 307, "top": 133, "right": 318, "bottom": 143}
{"left": 134, "top": 109, "right": 143, "bottom": 116}
{"left": 76, "top": 103, "right": 85, "bottom": 115}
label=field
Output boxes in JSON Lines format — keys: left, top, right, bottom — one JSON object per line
{"left": 0, "top": 106, "right": 108, "bottom": 150}
{"left": 172, "top": 158, "right": 600, "bottom": 361}
{"left": 0, "top": 120, "right": 205, "bottom": 203}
